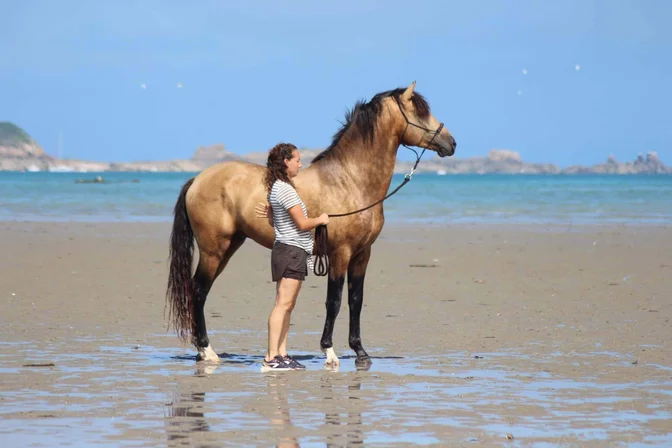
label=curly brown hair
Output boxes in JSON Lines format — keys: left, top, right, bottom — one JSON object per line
{"left": 263, "top": 142, "right": 298, "bottom": 193}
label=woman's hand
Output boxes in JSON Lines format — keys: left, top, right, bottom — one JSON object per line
{"left": 255, "top": 202, "right": 269, "bottom": 218}
{"left": 256, "top": 202, "right": 273, "bottom": 226}
{"left": 316, "top": 213, "right": 329, "bottom": 226}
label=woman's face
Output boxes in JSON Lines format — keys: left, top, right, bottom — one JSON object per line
{"left": 284, "top": 149, "right": 302, "bottom": 179}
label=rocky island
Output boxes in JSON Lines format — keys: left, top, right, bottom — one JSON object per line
{"left": 1, "top": 122, "right": 669, "bottom": 174}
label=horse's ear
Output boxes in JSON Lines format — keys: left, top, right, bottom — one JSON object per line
{"left": 401, "top": 81, "right": 416, "bottom": 101}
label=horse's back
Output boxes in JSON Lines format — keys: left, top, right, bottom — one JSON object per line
{"left": 189, "top": 159, "right": 262, "bottom": 195}
{"left": 186, "top": 161, "right": 272, "bottom": 245}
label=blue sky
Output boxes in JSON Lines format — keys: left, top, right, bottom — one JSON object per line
{"left": 1, "top": 0, "right": 671, "bottom": 167}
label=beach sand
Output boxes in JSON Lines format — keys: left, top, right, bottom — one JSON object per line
{"left": 1, "top": 221, "right": 671, "bottom": 446}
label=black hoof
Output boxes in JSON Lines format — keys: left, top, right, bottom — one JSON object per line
{"left": 355, "top": 356, "right": 372, "bottom": 371}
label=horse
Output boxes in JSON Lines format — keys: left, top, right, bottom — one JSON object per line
{"left": 165, "top": 81, "right": 456, "bottom": 368}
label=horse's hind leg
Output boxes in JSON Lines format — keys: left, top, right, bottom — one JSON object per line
{"left": 347, "top": 246, "right": 372, "bottom": 369}
{"left": 193, "top": 234, "right": 246, "bottom": 362}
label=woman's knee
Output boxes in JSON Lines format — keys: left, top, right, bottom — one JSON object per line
{"left": 275, "top": 295, "right": 296, "bottom": 312}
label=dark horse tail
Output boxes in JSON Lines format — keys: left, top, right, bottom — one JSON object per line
{"left": 166, "top": 177, "right": 196, "bottom": 343}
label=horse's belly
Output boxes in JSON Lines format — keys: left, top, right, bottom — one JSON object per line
{"left": 239, "top": 219, "right": 275, "bottom": 250}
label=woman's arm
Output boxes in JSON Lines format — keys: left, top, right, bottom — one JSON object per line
{"left": 287, "top": 205, "right": 329, "bottom": 231}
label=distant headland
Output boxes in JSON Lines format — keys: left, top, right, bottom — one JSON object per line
{"left": 1, "top": 122, "right": 669, "bottom": 174}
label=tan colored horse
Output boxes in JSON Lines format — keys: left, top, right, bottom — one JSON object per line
{"left": 166, "top": 82, "right": 456, "bottom": 367}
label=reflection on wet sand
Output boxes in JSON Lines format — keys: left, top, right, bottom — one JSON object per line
{"left": 164, "top": 364, "right": 303, "bottom": 448}
{"left": 165, "top": 390, "right": 210, "bottom": 447}
{"left": 264, "top": 374, "right": 300, "bottom": 448}
{"left": 164, "top": 365, "right": 218, "bottom": 447}
{"left": 163, "top": 364, "right": 371, "bottom": 447}
{"left": 321, "top": 374, "right": 365, "bottom": 447}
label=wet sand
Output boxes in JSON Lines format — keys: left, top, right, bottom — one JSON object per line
{"left": 1, "top": 221, "right": 671, "bottom": 446}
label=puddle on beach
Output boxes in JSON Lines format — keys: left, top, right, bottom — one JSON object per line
{"left": 1, "top": 335, "right": 671, "bottom": 447}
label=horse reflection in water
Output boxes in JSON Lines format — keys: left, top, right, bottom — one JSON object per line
{"left": 164, "top": 365, "right": 299, "bottom": 448}
{"left": 321, "top": 375, "right": 365, "bottom": 447}
{"left": 164, "top": 391, "right": 210, "bottom": 447}
{"left": 164, "top": 367, "right": 367, "bottom": 447}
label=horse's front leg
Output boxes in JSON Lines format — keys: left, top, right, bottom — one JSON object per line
{"left": 319, "top": 249, "right": 350, "bottom": 368}
{"left": 347, "top": 247, "right": 372, "bottom": 369}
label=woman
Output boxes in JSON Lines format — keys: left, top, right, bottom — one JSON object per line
{"left": 256, "top": 143, "right": 329, "bottom": 372}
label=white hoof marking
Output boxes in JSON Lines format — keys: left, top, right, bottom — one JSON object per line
{"left": 323, "top": 347, "right": 340, "bottom": 367}
{"left": 197, "top": 345, "right": 220, "bottom": 363}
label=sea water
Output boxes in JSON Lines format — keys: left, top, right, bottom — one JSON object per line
{"left": 1, "top": 172, "right": 670, "bottom": 226}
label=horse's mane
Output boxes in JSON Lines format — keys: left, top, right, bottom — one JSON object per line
{"left": 311, "top": 87, "right": 431, "bottom": 163}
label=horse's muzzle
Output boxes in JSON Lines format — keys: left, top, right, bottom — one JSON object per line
{"left": 437, "top": 136, "right": 456, "bottom": 157}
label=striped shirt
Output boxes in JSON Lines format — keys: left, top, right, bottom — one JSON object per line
{"left": 268, "top": 180, "right": 314, "bottom": 271}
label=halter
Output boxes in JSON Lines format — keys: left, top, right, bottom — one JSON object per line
{"left": 313, "top": 96, "right": 445, "bottom": 276}
{"left": 396, "top": 95, "right": 445, "bottom": 179}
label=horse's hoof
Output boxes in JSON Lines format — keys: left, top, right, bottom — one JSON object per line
{"left": 323, "top": 347, "right": 340, "bottom": 368}
{"left": 196, "top": 345, "right": 221, "bottom": 363}
{"left": 355, "top": 356, "right": 372, "bottom": 371}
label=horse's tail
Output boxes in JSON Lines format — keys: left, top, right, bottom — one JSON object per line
{"left": 165, "top": 177, "right": 196, "bottom": 343}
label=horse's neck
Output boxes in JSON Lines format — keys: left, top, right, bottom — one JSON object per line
{"left": 317, "top": 129, "right": 400, "bottom": 199}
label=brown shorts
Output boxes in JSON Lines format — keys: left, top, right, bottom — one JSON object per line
{"left": 271, "top": 243, "right": 308, "bottom": 282}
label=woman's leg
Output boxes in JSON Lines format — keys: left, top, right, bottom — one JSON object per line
{"left": 278, "top": 279, "right": 301, "bottom": 356}
{"left": 267, "top": 277, "right": 302, "bottom": 360}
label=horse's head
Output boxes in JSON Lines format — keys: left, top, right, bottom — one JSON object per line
{"left": 393, "top": 82, "right": 456, "bottom": 157}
